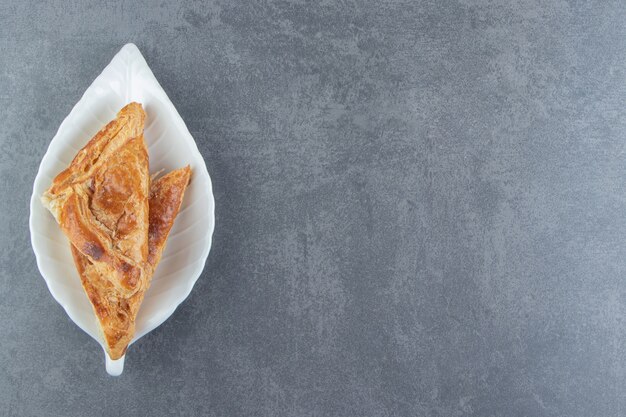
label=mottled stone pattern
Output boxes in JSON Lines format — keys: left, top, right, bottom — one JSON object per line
{"left": 1, "top": 0, "right": 625, "bottom": 415}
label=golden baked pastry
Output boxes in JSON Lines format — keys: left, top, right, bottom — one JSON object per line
{"left": 42, "top": 102, "right": 192, "bottom": 359}
{"left": 71, "top": 167, "right": 191, "bottom": 359}
{"left": 41, "top": 102, "right": 149, "bottom": 296}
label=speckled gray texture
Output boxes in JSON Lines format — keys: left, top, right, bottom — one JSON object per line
{"left": 1, "top": 0, "right": 625, "bottom": 416}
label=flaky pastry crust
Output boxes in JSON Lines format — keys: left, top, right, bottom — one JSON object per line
{"left": 71, "top": 167, "right": 191, "bottom": 358}
{"left": 42, "top": 103, "right": 191, "bottom": 359}
{"left": 42, "top": 103, "right": 149, "bottom": 296}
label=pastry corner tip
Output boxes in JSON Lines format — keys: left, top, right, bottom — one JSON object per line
{"left": 118, "top": 101, "right": 145, "bottom": 118}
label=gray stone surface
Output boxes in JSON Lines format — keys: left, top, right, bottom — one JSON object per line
{"left": 1, "top": 0, "right": 625, "bottom": 415}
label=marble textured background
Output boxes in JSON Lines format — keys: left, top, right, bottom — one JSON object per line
{"left": 1, "top": 1, "right": 625, "bottom": 416}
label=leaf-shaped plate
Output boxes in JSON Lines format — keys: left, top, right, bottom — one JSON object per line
{"left": 29, "top": 44, "right": 215, "bottom": 376}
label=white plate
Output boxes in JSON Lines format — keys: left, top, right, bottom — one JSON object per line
{"left": 29, "top": 44, "right": 215, "bottom": 376}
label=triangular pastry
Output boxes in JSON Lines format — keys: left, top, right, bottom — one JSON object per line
{"left": 71, "top": 167, "right": 191, "bottom": 358}
{"left": 42, "top": 103, "right": 149, "bottom": 296}
{"left": 41, "top": 102, "right": 191, "bottom": 359}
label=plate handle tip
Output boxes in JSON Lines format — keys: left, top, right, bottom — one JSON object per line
{"left": 105, "top": 353, "right": 125, "bottom": 376}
